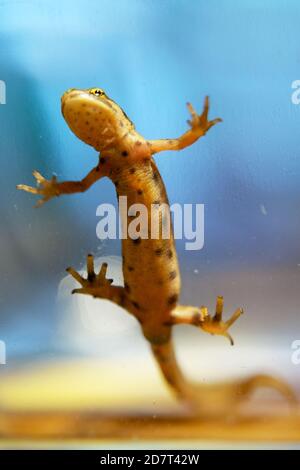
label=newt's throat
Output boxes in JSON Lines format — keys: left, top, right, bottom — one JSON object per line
{"left": 61, "top": 92, "right": 117, "bottom": 150}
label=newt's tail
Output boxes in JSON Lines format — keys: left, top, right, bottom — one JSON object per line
{"left": 151, "top": 336, "right": 297, "bottom": 416}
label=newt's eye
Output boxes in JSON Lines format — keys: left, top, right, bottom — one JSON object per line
{"left": 90, "top": 88, "right": 105, "bottom": 96}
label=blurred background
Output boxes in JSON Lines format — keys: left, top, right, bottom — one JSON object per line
{"left": 0, "top": 0, "right": 300, "bottom": 438}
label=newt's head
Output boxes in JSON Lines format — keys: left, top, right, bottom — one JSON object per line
{"left": 61, "top": 88, "right": 134, "bottom": 151}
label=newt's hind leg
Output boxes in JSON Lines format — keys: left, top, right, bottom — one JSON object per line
{"left": 66, "top": 254, "right": 129, "bottom": 309}
{"left": 171, "top": 296, "right": 243, "bottom": 345}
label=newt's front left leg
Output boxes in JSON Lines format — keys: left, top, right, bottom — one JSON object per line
{"left": 148, "top": 96, "right": 222, "bottom": 154}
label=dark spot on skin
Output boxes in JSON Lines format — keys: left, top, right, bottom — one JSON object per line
{"left": 143, "top": 158, "right": 149, "bottom": 163}
{"left": 167, "top": 294, "right": 178, "bottom": 306}
{"left": 119, "top": 121, "right": 124, "bottom": 127}
{"left": 137, "top": 189, "right": 143, "bottom": 195}
{"left": 129, "top": 168, "right": 136, "bottom": 174}
{"left": 124, "top": 282, "right": 131, "bottom": 293}
{"left": 155, "top": 248, "right": 163, "bottom": 256}
{"left": 119, "top": 292, "right": 126, "bottom": 307}
{"left": 115, "top": 181, "right": 119, "bottom": 187}
{"left": 153, "top": 171, "right": 159, "bottom": 182}
{"left": 131, "top": 300, "right": 140, "bottom": 310}
{"left": 85, "top": 121, "right": 89, "bottom": 125}
{"left": 100, "top": 158, "right": 106, "bottom": 164}
{"left": 192, "top": 311, "right": 201, "bottom": 326}
{"left": 167, "top": 249, "right": 173, "bottom": 259}
{"left": 122, "top": 151, "right": 128, "bottom": 157}
{"left": 153, "top": 200, "right": 160, "bottom": 205}
{"left": 132, "top": 237, "right": 141, "bottom": 245}
{"left": 87, "top": 272, "right": 96, "bottom": 282}
{"left": 95, "top": 166, "right": 100, "bottom": 172}
{"left": 169, "top": 271, "right": 177, "bottom": 280}
{"left": 128, "top": 266, "right": 134, "bottom": 272}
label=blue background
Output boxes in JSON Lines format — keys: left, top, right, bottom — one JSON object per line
{"left": 0, "top": 1, "right": 299, "bottom": 364}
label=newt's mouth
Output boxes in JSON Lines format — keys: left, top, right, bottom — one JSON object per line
{"left": 61, "top": 89, "right": 83, "bottom": 116}
{"left": 61, "top": 89, "right": 112, "bottom": 117}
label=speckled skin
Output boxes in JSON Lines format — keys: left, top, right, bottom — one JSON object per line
{"left": 60, "top": 88, "right": 182, "bottom": 343}
{"left": 18, "top": 88, "right": 296, "bottom": 414}
{"left": 117, "top": 159, "right": 180, "bottom": 344}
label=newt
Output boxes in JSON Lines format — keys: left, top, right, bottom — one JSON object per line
{"left": 17, "top": 88, "right": 295, "bottom": 414}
